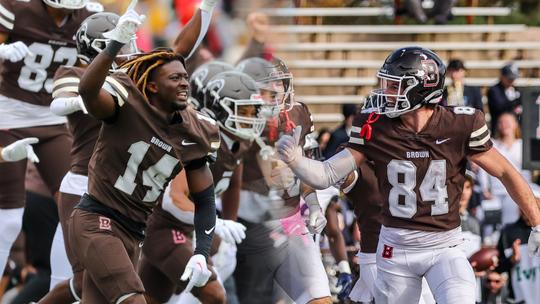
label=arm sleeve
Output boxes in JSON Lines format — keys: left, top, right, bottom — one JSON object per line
{"left": 289, "top": 148, "right": 357, "bottom": 190}
{"left": 467, "top": 110, "right": 493, "bottom": 156}
{"left": 192, "top": 185, "right": 217, "bottom": 259}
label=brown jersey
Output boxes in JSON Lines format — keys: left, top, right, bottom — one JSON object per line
{"left": 241, "top": 102, "right": 314, "bottom": 217}
{"left": 347, "top": 105, "right": 492, "bottom": 232}
{"left": 0, "top": 0, "right": 99, "bottom": 106}
{"left": 211, "top": 131, "right": 251, "bottom": 196}
{"left": 174, "top": 106, "right": 221, "bottom": 165}
{"left": 88, "top": 72, "right": 184, "bottom": 225}
{"left": 344, "top": 162, "right": 383, "bottom": 254}
{"left": 150, "top": 106, "right": 221, "bottom": 227}
{"left": 52, "top": 66, "right": 100, "bottom": 176}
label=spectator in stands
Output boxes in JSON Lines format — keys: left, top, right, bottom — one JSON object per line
{"left": 443, "top": 59, "right": 483, "bottom": 111}
{"left": 403, "top": 0, "right": 454, "bottom": 24}
{"left": 487, "top": 63, "right": 522, "bottom": 134}
{"left": 323, "top": 104, "right": 357, "bottom": 159}
{"left": 479, "top": 112, "right": 531, "bottom": 228}
{"left": 481, "top": 271, "right": 510, "bottom": 304}
{"left": 316, "top": 128, "right": 331, "bottom": 157}
{"left": 460, "top": 172, "right": 482, "bottom": 257}
{"left": 496, "top": 210, "right": 534, "bottom": 303}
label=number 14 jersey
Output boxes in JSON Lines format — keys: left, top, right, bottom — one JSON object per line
{"left": 347, "top": 106, "right": 492, "bottom": 232}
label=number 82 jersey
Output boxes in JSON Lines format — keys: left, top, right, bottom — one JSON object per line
{"left": 347, "top": 106, "right": 492, "bottom": 232}
{"left": 0, "top": 0, "right": 98, "bottom": 106}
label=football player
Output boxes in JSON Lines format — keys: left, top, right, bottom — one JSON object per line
{"left": 139, "top": 71, "right": 265, "bottom": 304}
{"left": 68, "top": 3, "right": 217, "bottom": 303}
{"left": 302, "top": 137, "right": 353, "bottom": 301}
{"left": 233, "top": 57, "right": 332, "bottom": 304}
{"left": 188, "top": 61, "right": 235, "bottom": 110}
{"left": 277, "top": 46, "right": 540, "bottom": 303}
{"left": 0, "top": 0, "right": 101, "bottom": 278}
{"left": 39, "top": 0, "right": 219, "bottom": 301}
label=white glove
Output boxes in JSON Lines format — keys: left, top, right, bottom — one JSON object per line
{"left": 103, "top": 0, "right": 145, "bottom": 44}
{"left": 0, "top": 42, "right": 32, "bottom": 62}
{"left": 276, "top": 126, "right": 303, "bottom": 165}
{"left": 1, "top": 138, "right": 39, "bottom": 163}
{"left": 527, "top": 226, "right": 540, "bottom": 256}
{"left": 50, "top": 96, "right": 88, "bottom": 116}
{"left": 304, "top": 193, "right": 327, "bottom": 234}
{"left": 180, "top": 254, "right": 212, "bottom": 293}
{"left": 200, "top": 0, "right": 219, "bottom": 12}
{"left": 215, "top": 218, "right": 246, "bottom": 244}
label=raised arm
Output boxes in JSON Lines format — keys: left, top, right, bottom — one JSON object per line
{"left": 78, "top": 0, "right": 144, "bottom": 119}
{"left": 173, "top": 0, "right": 218, "bottom": 58}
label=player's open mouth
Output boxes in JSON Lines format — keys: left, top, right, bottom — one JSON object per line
{"left": 177, "top": 91, "right": 188, "bottom": 101}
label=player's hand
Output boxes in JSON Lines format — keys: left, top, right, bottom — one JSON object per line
{"left": 200, "top": 0, "right": 219, "bottom": 12}
{"left": 336, "top": 272, "right": 353, "bottom": 301}
{"left": 306, "top": 201, "right": 327, "bottom": 234}
{"left": 511, "top": 239, "right": 521, "bottom": 264}
{"left": 247, "top": 12, "right": 269, "bottom": 43}
{"left": 215, "top": 218, "right": 246, "bottom": 244}
{"left": 180, "top": 254, "right": 212, "bottom": 293}
{"left": 1, "top": 138, "right": 39, "bottom": 163}
{"left": 276, "top": 126, "right": 302, "bottom": 165}
{"left": 103, "top": 0, "right": 145, "bottom": 44}
{"left": 50, "top": 96, "right": 88, "bottom": 115}
{"left": 0, "top": 42, "right": 32, "bottom": 62}
{"left": 527, "top": 226, "right": 540, "bottom": 257}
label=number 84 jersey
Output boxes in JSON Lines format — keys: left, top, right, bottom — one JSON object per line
{"left": 347, "top": 105, "right": 492, "bottom": 232}
{"left": 0, "top": 0, "right": 98, "bottom": 106}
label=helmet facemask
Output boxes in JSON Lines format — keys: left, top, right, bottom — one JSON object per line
{"left": 370, "top": 71, "right": 420, "bottom": 118}
{"left": 218, "top": 95, "right": 266, "bottom": 141}
{"left": 257, "top": 71, "right": 294, "bottom": 114}
{"left": 43, "top": 0, "right": 88, "bottom": 9}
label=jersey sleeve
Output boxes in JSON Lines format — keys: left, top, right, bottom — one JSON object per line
{"left": 346, "top": 112, "right": 370, "bottom": 152}
{"left": 52, "top": 66, "right": 80, "bottom": 98}
{"left": 104, "top": 72, "right": 130, "bottom": 107}
{"left": 0, "top": 0, "right": 15, "bottom": 33}
{"left": 466, "top": 109, "right": 493, "bottom": 155}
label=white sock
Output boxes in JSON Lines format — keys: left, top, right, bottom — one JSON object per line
{"left": 49, "top": 223, "right": 73, "bottom": 290}
{"left": 0, "top": 208, "right": 24, "bottom": 276}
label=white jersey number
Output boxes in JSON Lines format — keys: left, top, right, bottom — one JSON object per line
{"left": 387, "top": 159, "right": 448, "bottom": 218}
{"left": 18, "top": 42, "right": 77, "bottom": 93}
{"left": 115, "top": 141, "right": 180, "bottom": 202}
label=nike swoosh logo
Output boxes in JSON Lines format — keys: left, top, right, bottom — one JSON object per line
{"left": 204, "top": 226, "right": 215, "bottom": 235}
{"left": 435, "top": 138, "right": 450, "bottom": 144}
{"left": 182, "top": 139, "right": 196, "bottom": 146}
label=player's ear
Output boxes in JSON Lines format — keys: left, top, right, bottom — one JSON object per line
{"left": 146, "top": 81, "right": 158, "bottom": 94}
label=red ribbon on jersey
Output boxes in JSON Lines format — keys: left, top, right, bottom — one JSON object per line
{"left": 359, "top": 112, "right": 380, "bottom": 141}
{"left": 280, "top": 110, "right": 297, "bottom": 134}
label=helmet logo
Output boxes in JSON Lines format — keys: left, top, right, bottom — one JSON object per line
{"left": 420, "top": 59, "right": 439, "bottom": 88}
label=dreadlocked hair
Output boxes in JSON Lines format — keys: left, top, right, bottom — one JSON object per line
{"left": 118, "top": 48, "right": 185, "bottom": 100}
